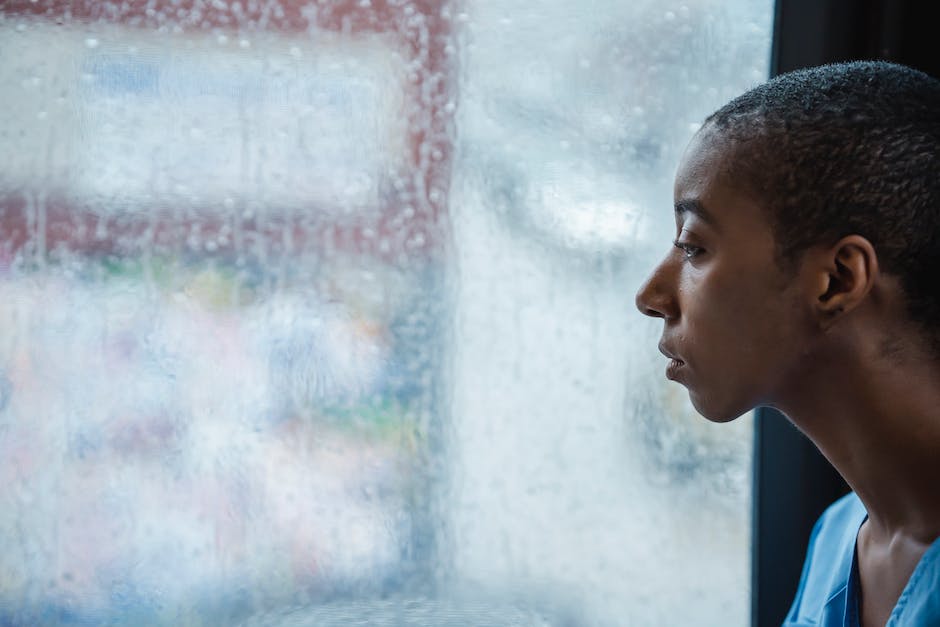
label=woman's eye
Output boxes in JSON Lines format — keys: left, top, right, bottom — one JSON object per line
{"left": 672, "top": 240, "right": 704, "bottom": 259}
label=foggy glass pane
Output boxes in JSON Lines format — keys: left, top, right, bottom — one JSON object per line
{"left": 448, "top": 3, "right": 771, "bottom": 626}
{"left": 1, "top": 1, "right": 771, "bottom": 625}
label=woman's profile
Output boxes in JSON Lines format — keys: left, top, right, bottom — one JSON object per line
{"left": 635, "top": 61, "right": 940, "bottom": 627}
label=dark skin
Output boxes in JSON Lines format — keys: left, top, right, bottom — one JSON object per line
{"left": 636, "top": 124, "right": 940, "bottom": 627}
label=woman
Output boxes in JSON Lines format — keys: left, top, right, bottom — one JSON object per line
{"left": 635, "top": 61, "right": 940, "bottom": 626}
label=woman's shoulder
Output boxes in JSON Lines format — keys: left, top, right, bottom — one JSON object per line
{"left": 784, "top": 492, "right": 867, "bottom": 626}
{"left": 803, "top": 492, "right": 867, "bottom": 570}
{"left": 817, "top": 492, "right": 867, "bottom": 532}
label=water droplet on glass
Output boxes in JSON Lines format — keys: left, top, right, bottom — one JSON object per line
{"left": 408, "top": 232, "right": 426, "bottom": 248}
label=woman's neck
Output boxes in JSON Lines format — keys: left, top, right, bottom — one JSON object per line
{"left": 777, "top": 338, "right": 940, "bottom": 543}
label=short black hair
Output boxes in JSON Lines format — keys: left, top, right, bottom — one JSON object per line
{"left": 704, "top": 61, "right": 940, "bottom": 350}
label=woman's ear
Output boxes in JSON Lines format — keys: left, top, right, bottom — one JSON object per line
{"left": 811, "top": 235, "right": 879, "bottom": 328}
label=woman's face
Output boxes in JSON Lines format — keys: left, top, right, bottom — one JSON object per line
{"left": 635, "top": 127, "right": 815, "bottom": 422}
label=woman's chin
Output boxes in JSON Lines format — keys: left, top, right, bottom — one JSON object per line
{"left": 689, "top": 392, "right": 750, "bottom": 423}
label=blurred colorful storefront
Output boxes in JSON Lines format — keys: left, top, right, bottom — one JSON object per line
{"left": 1, "top": 1, "right": 457, "bottom": 623}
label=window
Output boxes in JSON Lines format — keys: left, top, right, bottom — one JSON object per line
{"left": 0, "top": 1, "right": 772, "bottom": 624}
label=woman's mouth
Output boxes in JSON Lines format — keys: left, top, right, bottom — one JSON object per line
{"left": 665, "top": 358, "right": 685, "bottom": 381}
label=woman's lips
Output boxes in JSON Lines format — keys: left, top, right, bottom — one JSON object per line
{"left": 658, "top": 342, "right": 685, "bottom": 380}
{"left": 665, "top": 358, "right": 685, "bottom": 381}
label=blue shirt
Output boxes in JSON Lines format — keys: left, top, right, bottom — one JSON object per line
{"left": 785, "top": 492, "right": 940, "bottom": 627}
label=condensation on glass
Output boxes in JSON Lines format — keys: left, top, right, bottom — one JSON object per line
{"left": 0, "top": 1, "right": 771, "bottom": 625}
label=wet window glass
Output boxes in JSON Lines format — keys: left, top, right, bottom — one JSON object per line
{"left": 0, "top": 1, "right": 771, "bottom": 624}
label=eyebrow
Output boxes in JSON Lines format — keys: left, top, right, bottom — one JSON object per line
{"left": 674, "top": 199, "right": 717, "bottom": 227}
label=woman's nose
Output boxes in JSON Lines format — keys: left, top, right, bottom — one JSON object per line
{"left": 635, "top": 262, "right": 677, "bottom": 320}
